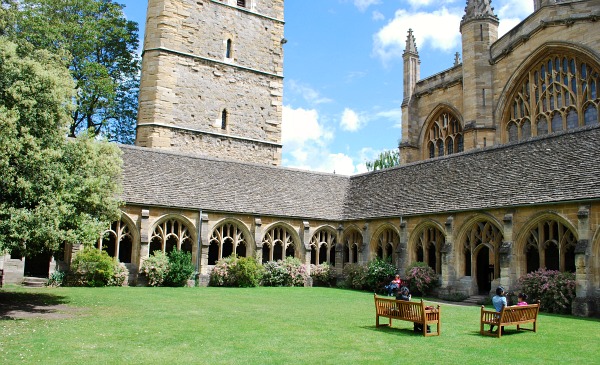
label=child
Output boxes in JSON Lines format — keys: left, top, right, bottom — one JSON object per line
{"left": 517, "top": 293, "right": 528, "bottom": 306}
{"left": 386, "top": 274, "right": 402, "bottom": 296}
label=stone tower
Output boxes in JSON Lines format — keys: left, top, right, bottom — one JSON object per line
{"left": 460, "top": 0, "right": 498, "bottom": 149}
{"left": 136, "top": 0, "right": 285, "bottom": 165}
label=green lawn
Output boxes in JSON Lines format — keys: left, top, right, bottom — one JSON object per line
{"left": 1, "top": 287, "right": 598, "bottom": 364}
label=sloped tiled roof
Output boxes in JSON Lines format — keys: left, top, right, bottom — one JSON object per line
{"left": 344, "top": 125, "right": 600, "bottom": 220}
{"left": 121, "top": 125, "right": 600, "bottom": 221}
{"left": 120, "top": 146, "right": 350, "bottom": 220}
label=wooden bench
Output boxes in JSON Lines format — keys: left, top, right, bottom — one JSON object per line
{"left": 480, "top": 302, "right": 540, "bottom": 338}
{"left": 374, "top": 294, "right": 441, "bottom": 336}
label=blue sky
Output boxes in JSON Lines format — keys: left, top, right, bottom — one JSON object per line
{"left": 119, "top": 0, "right": 533, "bottom": 175}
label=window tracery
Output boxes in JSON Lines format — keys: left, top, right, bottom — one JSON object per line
{"left": 425, "top": 111, "right": 463, "bottom": 159}
{"left": 310, "top": 229, "right": 337, "bottom": 265}
{"left": 415, "top": 226, "right": 445, "bottom": 275}
{"left": 523, "top": 219, "right": 576, "bottom": 273}
{"left": 208, "top": 222, "right": 248, "bottom": 265}
{"left": 149, "top": 218, "right": 193, "bottom": 256}
{"left": 506, "top": 53, "right": 600, "bottom": 142}
{"left": 374, "top": 228, "right": 399, "bottom": 262}
{"left": 98, "top": 220, "right": 133, "bottom": 263}
{"left": 262, "top": 226, "right": 296, "bottom": 263}
{"left": 343, "top": 230, "right": 361, "bottom": 266}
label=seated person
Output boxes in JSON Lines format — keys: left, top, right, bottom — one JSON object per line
{"left": 489, "top": 286, "right": 507, "bottom": 333}
{"left": 386, "top": 274, "right": 402, "bottom": 296}
{"left": 517, "top": 293, "right": 528, "bottom": 306}
{"left": 396, "top": 286, "right": 430, "bottom": 333}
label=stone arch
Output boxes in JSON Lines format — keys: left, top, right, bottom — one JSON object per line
{"left": 147, "top": 214, "right": 196, "bottom": 257}
{"left": 208, "top": 218, "right": 254, "bottom": 265}
{"left": 409, "top": 220, "right": 446, "bottom": 275}
{"left": 497, "top": 42, "right": 600, "bottom": 142}
{"left": 341, "top": 225, "right": 362, "bottom": 266}
{"left": 261, "top": 222, "right": 301, "bottom": 263}
{"left": 98, "top": 213, "right": 139, "bottom": 264}
{"left": 455, "top": 214, "right": 504, "bottom": 294}
{"left": 309, "top": 225, "right": 337, "bottom": 266}
{"left": 513, "top": 211, "right": 578, "bottom": 277}
{"left": 369, "top": 223, "right": 400, "bottom": 263}
{"left": 591, "top": 226, "right": 600, "bottom": 293}
{"left": 419, "top": 103, "right": 464, "bottom": 160}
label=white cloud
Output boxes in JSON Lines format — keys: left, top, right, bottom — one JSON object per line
{"left": 372, "top": 10, "right": 385, "bottom": 21}
{"left": 373, "top": 7, "right": 463, "bottom": 63}
{"left": 354, "top": 0, "right": 381, "bottom": 12}
{"left": 496, "top": 0, "right": 534, "bottom": 36}
{"left": 287, "top": 80, "right": 332, "bottom": 105}
{"left": 340, "top": 108, "right": 366, "bottom": 132}
{"left": 282, "top": 106, "right": 329, "bottom": 148}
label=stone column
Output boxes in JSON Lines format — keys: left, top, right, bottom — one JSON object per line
{"left": 440, "top": 216, "right": 455, "bottom": 293}
{"left": 254, "top": 218, "right": 263, "bottom": 262}
{"left": 359, "top": 223, "right": 370, "bottom": 265}
{"left": 301, "top": 221, "right": 313, "bottom": 286}
{"left": 573, "top": 206, "right": 592, "bottom": 316}
{"left": 397, "top": 218, "right": 408, "bottom": 276}
{"left": 499, "top": 213, "right": 514, "bottom": 290}
{"left": 335, "top": 224, "right": 344, "bottom": 276}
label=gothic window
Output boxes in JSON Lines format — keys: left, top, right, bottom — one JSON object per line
{"left": 522, "top": 219, "right": 577, "bottom": 273}
{"left": 505, "top": 53, "right": 600, "bottom": 141}
{"left": 262, "top": 226, "right": 296, "bottom": 262}
{"left": 149, "top": 218, "right": 193, "bottom": 257}
{"left": 237, "top": 0, "right": 246, "bottom": 7}
{"left": 463, "top": 221, "right": 503, "bottom": 280}
{"left": 209, "top": 222, "right": 249, "bottom": 265}
{"left": 373, "top": 228, "right": 399, "bottom": 262}
{"left": 425, "top": 111, "right": 463, "bottom": 160}
{"left": 415, "top": 226, "right": 445, "bottom": 275}
{"left": 98, "top": 220, "right": 133, "bottom": 263}
{"left": 343, "top": 229, "right": 361, "bottom": 265}
{"left": 310, "top": 228, "right": 337, "bottom": 266}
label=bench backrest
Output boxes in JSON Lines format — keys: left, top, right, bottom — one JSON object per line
{"left": 374, "top": 295, "right": 425, "bottom": 321}
{"left": 499, "top": 303, "right": 540, "bottom": 323}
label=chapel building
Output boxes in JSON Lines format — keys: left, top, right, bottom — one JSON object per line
{"left": 2, "top": 0, "right": 600, "bottom": 317}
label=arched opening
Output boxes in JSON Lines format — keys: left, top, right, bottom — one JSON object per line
{"left": 222, "top": 237, "right": 234, "bottom": 258}
{"left": 329, "top": 246, "right": 336, "bottom": 266}
{"left": 273, "top": 242, "right": 283, "bottom": 260}
{"left": 319, "top": 245, "right": 327, "bottom": 264}
{"left": 236, "top": 242, "right": 247, "bottom": 257}
{"left": 545, "top": 241, "right": 560, "bottom": 271}
{"left": 262, "top": 245, "right": 271, "bottom": 264}
{"left": 310, "top": 246, "right": 317, "bottom": 265}
{"left": 526, "top": 244, "right": 540, "bottom": 273}
{"left": 208, "top": 242, "right": 219, "bottom": 265}
{"left": 476, "top": 246, "right": 492, "bottom": 295}
{"left": 285, "top": 244, "right": 295, "bottom": 258}
{"left": 119, "top": 235, "right": 133, "bottom": 263}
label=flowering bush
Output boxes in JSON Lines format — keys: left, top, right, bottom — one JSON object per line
{"left": 517, "top": 268, "right": 576, "bottom": 314}
{"left": 311, "top": 263, "right": 335, "bottom": 287}
{"left": 209, "top": 255, "right": 264, "bottom": 287}
{"left": 140, "top": 251, "right": 169, "bottom": 287}
{"left": 107, "top": 263, "right": 129, "bottom": 287}
{"left": 163, "top": 250, "right": 195, "bottom": 287}
{"left": 262, "top": 257, "right": 308, "bottom": 287}
{"left": 340, "top": 263, "right": 367, "bottom": 290}
{"left": 365, "top": 258, "right": 396, "bottom": 292}
{"left": 404, "top": 262, "right": 439, "bottom": 295}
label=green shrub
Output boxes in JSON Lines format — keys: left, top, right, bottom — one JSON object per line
{"left": 47, "top": 270, "right": 66, "bottom": 287}
{"left": 140, "top": 251, "right": 169, "bottom": 287}
{"left": 163, "top": 250, "right": 195, "bottom": 287}
{"left": 69, "top": 247, "right": 116, "bottom": 287}
{"left": 209, "top": 255, "right": 237, "bottom": 287}
{"left": 404, "top": 262, "right": 439, "bottom": 295}
{"left": 365, "top": 258, "right": 396, "bottom": 292}
{"left": 517, "top": 268, "right": 576, "bottom": 314}
{"left": 311, "top": 263, "right": 335, "bottom": 287}
{"left": 228, "top": 256, "right": 264, "bottom": 287}
{"left": 339, "top": 263, "right": 367, "bottom": 290}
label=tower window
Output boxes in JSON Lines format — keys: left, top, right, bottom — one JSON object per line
{"left": 237, "top": 0, "right": 246, "bottom": 7}
{"left": 225, "top": 39, "right": 232, "bottom": 59}
{"left": 221, "top": 109, "right": 228, "bottom": 130}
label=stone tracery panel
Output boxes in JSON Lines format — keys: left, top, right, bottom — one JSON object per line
{"left": 98, "top": 220, "right": 134, "bottom": 263}
{"left": 414, "top": 225, "right": 445, "bottom": 275}
{"left": 372, "top": 226, "right": 399, "bottom": 263}
{"left": 505, "top": 52, "right": 600, "bottom": 142}
{"left": 261, "top": 225, "right": 297, "bottom": 263}
{"left": 342, "top": 229, "right": 361, "bottom": 266}
{"left": 208, "top": 221, "right": 249, "bottom": 265}
{"left": 424, "top": 110, "right": 464, "bottom": 160}
{"left": 522, "top": 218, "right": 577, "bottom": 273}
{"left": 310, "top": 228, "right": 337, "bottom": 265}
{"left": 149, "top": 218, "right": 193, "bottom": 256}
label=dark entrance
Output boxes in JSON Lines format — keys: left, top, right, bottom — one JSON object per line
{"left": 24, "top": 251, "right": 52, "bottom": 278}
{"left": 476, "top": 246, "right": 492, "bottom": 295}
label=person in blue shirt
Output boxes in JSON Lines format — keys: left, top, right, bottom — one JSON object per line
{"left": 489, "top": 286, "right": 507, "bottom": 333}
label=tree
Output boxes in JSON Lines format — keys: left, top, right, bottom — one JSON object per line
{"left": 365, "top": 149, "right": 401, "bottom": 171}
{"left": 2, "top": 0, "right": 140, "bottom": 143}
{"left": 0, "top": 38, "right": 123, "bottom": 256}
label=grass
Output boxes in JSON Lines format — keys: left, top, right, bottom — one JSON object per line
{"left": 1, "top": 287, "right": 599, "bottom": 364}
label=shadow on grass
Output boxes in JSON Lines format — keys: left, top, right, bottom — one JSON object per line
{"left": 359, "top": 325, "right": 429, "bottom": 337}
{"left": 0, "top": 291, "right": 70, "bottom": 320}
